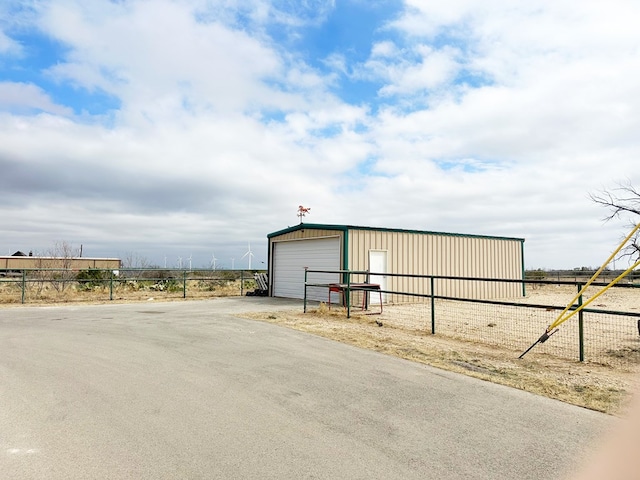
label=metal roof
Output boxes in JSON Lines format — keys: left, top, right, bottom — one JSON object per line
{"left": 267, "top": 223, "right": 525, "bottom": 243}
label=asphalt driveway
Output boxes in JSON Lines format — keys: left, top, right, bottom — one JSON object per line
{"left": 0, "top": 297, "right": 612, "bottom": 479}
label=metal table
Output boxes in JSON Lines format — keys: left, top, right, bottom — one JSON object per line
{"left": 328, "top": 283, "right": 382, "bottom": 314}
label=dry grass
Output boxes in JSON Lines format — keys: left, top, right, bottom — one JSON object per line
{"left": 243, "top": 301, "right": 640, "bottom": 415}
{"left": 0, "top": 277, "right": 249, "bottom": 305}
{"left": 357, "top": 296, "right": 640, "bottom": 367}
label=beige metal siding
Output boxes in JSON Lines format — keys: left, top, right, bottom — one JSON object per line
{"left": 270, "top": 229, "right": 343, "bottom": 243}
{"left": 0, "top": 257, "right": 122, "bottom": 270}
{"left": 348, "top": 229, "right": 522, "bottom": 301}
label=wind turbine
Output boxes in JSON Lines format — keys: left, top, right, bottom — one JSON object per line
{"left": 188, "top": 254, "right": 193, "bottom": 271}
{"left": 230, "top": 258, "right": 235, "bottom": 270}
{"left": 241, "top": 242, "right": 254, "bottom": 270}
{"left": 177, "top": 256, "right": 182, "bottom": 269}
{"left": 210, "top": 253, "right": 218, "bottom": 270}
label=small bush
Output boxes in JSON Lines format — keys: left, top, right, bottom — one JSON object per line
{"left": 149, "top": 279, "right": 181, "bottom": 292}
{"left": 76, "top": 269, "right": 109, "bottom": 290}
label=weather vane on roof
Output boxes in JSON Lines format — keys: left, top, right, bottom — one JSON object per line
{"left": 297, "top": 205, "right": 311, "bottom": 223}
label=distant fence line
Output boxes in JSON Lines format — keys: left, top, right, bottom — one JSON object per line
{"left": 527, "top": 269, "right": 640, "bottom": 283}
{"left": 303, "top": 269, "right": 640, "bottom": 366}
{"left": 0, "top": 268, "right": 266, "bottom": 304}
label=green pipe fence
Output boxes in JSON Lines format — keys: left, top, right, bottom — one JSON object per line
{"left": 0, "top": 268, "right": 264, "bottom": 305}
{"left": 303, "top": 269, "right": 640, "bottom": 365}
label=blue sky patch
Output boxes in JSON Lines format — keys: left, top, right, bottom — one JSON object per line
{"left": 435, "top": 158, "right": 507, "bottom": 173}
{"left": 268, "top": 0, "right": 403, "bottom": 105}
{"left": 1, "top": 30, "right": 121, "bottom": 115}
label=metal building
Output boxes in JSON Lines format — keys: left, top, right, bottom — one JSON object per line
{"left": 0, "top": 256, "right": 121, "bottom": 273}
{"left": 267, "top": 223, "right": 525, "bottom": 302}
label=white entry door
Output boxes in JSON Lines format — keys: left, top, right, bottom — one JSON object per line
{"left": 368, "top": 250, "right": 387, "bottom": 304}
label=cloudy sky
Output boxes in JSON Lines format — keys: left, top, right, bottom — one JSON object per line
{"left": 1, "top": 0, "right": 639, "bottom": 270}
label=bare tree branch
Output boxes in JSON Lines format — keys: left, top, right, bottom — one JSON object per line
{"left": 591, "top": 180, "right": 640, "bottom": 263}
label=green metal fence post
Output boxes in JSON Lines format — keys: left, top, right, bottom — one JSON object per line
{"left": 21, "top": 270, "right": 26, "bottom": 304}
{"left": 303, "top": 268, "right": 308, "bottom": 313}
{"left": 240, "top": 270, "right": 244, "bottom": 296}
{"left": 577, "top": 283, "right": 584, "bottom": 362}
{"left": 109, "top": 270, "right": 114, "bottom": 301}
{"left": 183, "top": 271, "right": 187, "bottom": 299}
{"left": 346, "top": 271, "right": 351, "bottom": 319}
{"left": 430, "top": 276, "right": 435, "bottom": 334}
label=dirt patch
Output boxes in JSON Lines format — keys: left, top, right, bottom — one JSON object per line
{"left": 242, "top": 300, "right": 640, "bottom": 415}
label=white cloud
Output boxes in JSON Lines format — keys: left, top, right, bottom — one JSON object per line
{"left": 0, "top": 82, "right": 72, "bottom": 115}
{"left": 1, "top": 0, "right": 640, "bottom": 270}
{"left": 40, "top": 0, "right": 289, "bottom": 115}
{"left": 363, "top": 1, "right": 640, "bottom": 170}
{"left": 370, "top": 41, "right": 397, "bottom": 58}
{"left": 376, "top": 45, "right": 462, "bottom": 96}
{"left": 0, "top": 30, "right": 22, "bottom": 55}
{"left": 322, "top": 53, "right": 348, "bottom": 76}
{"left": 343, "top": 0, "right": 640, "bottom": 270}
{"left": 269, "top": 0, "right": 336, "bottom": 27}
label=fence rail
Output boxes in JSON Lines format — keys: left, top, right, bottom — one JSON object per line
{"left": 303, "top": 269, "right": 640, "bottom": 366}
{"left": 0, "top": 268, "right": 266, "bottom": 304}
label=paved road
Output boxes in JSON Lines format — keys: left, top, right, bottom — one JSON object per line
{"left": 0, "top": 297, "right": 612, "bottom": 479}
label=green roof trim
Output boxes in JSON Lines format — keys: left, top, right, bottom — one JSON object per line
{"left": 267, "top": 223, "right": 348, "bottom": 238}
{"left": 267, "top": 223, "right": 525, "bottom": 243}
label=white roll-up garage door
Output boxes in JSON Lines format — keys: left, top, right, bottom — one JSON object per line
{"left": 272, "top": 237, "right": 341, "bottom": 301}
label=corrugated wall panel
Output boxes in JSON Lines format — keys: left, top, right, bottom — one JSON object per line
{"left": 272, "top": 229, "right": 342, "bottom": 242}
{"left": 347, "top": 229, "right": 522, "bottom": 302}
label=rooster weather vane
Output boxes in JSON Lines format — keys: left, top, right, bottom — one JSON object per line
{"left": 297, "top": 205, "right": 311, "bottom": 223}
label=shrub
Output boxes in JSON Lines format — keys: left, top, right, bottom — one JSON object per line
{"left": 76, "top": 268, "right": 109, "bottom": 290}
